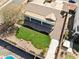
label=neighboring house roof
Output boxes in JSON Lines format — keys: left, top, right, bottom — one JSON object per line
{"left": 45, "top": 13, "right": 56, "bottom": 21}
{"left": 68, "top": 3, "right": 77, "bottom": 11}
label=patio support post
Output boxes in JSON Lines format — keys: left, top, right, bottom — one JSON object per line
{"left": 41, "top": 21, "right": 43, "bottom": 25}
{"left": 29, "top": 17, "right": 31, "bottom": 21}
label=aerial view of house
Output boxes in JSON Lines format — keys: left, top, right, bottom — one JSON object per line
{"left": 0, "top": 0, "right": 79, "bottom": 59}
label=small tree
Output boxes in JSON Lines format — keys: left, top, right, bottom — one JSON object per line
{"left": 64, "top": 30, "right": 69, "bottom": 40}
{"left": 0, "top": 4, "right": 24, "bottom": 36}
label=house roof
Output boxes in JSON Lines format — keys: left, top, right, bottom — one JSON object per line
{"left": 25, "top": 3, "right": 57, "bottom": 22}
{"left": 26, "top": 3, "right": 53, "bottom": 16}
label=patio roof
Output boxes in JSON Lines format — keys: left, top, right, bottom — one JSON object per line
{"left": 25, "top": 11, "right": 45, "bottom": 21}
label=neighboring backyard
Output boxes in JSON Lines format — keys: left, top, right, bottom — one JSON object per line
{"left": 16, "top": 26, "right": 51, "bottom": 49}
{"left": 65, "top": 55, "right": 75, "bottom": 59}
{"left": 73, "top": 43, "right": 79, "bottom": 52}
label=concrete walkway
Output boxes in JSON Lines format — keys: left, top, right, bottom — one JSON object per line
{"left": 45, "top": 39, "right": 59, "bottom": 59}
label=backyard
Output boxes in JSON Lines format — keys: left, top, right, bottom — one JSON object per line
{"left": 16, "top": 26, "right": 51, "bottom": 49}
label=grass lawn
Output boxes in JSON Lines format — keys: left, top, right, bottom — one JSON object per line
{"left": 16, "top": 27, "right": 51, "bottom": 49}
{"left": 65, "top": 55, "right": 75, "bottom": 59}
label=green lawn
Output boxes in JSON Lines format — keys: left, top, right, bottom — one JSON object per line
{"left": 65, "top": 55, "right": 75, "bottom": 59}
{"left": 16, "top": 27, "right": 51, "bottom": 49}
